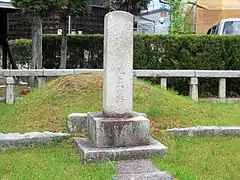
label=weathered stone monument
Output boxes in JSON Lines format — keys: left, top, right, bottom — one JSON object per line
{"left": 74, "top": 11, "right": 167, "bottom": 163}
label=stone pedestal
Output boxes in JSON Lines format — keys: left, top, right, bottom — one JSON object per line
{"left": 87, "top": 112, "right": 150, "bottom": 148}
{"left": 74, "top": 111, "right": 167, "bottom": 164}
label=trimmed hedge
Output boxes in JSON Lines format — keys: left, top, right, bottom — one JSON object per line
{"left": 11, "top": 34, "right": 240, "bottom": 70}
{"left": 10, "top": 34, "right": 240, "bottom": 96}
{"left": 10, "top": 35, "right": 103, "bottom": 69}
{"left": 10, "top": 38, "right": 32, "bottom": 69}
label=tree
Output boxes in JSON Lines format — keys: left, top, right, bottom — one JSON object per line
{"left": 12, "top": 0, "right": 60, "bottom": 71}
{"left": 58, "top": 0, "right": 90, "bottom": 69}
{"left": 168, "top": 0, "right": 184, "bottom": 33}
{"left": 161, "top": 0, "right": 208, "bottom": 34}
{"left": 106, "top": 0, "right": 151, "bottom": 15}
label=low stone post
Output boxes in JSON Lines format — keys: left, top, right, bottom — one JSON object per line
{"left": 37, "top": 76, "right": 47, "bottom": 88}
{"left": 218, "top": 78, "right": 226, "bottom": 102}
{"left": 6, "top": 77, "right": 15, "bottom": 104}
{"left": 160, "top": 78, "right": 167, "bottom": 90}
{"left": 190, "top": 77, "right": 198, "bottom": 100}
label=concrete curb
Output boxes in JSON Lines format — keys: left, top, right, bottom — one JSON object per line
{"left": 0, "top": 131, "right": 70, "bottom": 150}
{"left": 165, "top": 126, "right": 240, "bottom": 137}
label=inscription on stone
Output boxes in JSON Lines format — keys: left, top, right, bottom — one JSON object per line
{"left": 103, "top": 11, "right": 134, "bottom": 118}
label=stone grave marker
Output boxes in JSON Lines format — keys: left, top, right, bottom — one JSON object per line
{"left": 74, "top": 11, "right": 167, "bottom": 164}
{"left": 103, "top": 10, "right": 133, "bottom": 118}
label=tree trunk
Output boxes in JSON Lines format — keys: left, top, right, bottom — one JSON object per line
{"left": 32, "top": 16, "right": 43, "bottom": 69}
{"left": 60, "top": 16, "right": 68, "bottom": 69}
{"left": 31, "top": 16, "right": 42, "bottom": 85}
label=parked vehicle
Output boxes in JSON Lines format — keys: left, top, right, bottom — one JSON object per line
{"left": 207, "top": 18, "right": 240, "bottom": 35}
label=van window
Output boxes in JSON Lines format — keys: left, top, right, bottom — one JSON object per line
{"left": 207, "top": 28, "right": 212, "bottom": 34}
{"left": 212, "top": 26, "right": 216, "bottom": 34}
{"left": 207, "top": 25, "right": 217, "bottom": 35}
{"left": 223, "top": 21, "right": 240, "bottom": 35}
{"left": 207, "top": 23, "right": 221, "bottom": 35}
{"left": 215, "top": 24, "right": 220, "bottom": 34}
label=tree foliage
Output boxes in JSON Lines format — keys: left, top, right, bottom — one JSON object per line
{"left": 168, "top": 0, "right": 184, "bottom": 34}
{"left": 58, "top": 0, "right": 90, "bottom": 17}
{"left": 107, "top": 0, "right": 151, "bottom": 15}
{"left": 12, "top": 0, "right": 60, "bottom": 75}
{"left": 12, "top": 0, "right": 60, "bottom": 16}
{"left": 57, "top": 0, "right": 90, "bottom": 68}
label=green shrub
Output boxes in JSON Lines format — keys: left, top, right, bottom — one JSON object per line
{"left": 11, "top": 34, "right": 240, "bottom": 70}
{"left": 10, "top": 38, "right": 32, "bottom": 68}
{"left": 10, "top": 34, "right": 240, "bottom": 97}
{"left": 41, "top": 35, "right": 103, "bottom": 68}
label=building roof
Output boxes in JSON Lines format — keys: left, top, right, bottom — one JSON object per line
{"left": 140, "top": 7, "right": 170, "bottom": 17}
{"left": 0, "top": 0, "right": 16, "bottom": 10}
{"left": 221, "top": 18, "right": 240, "bottom": 22}
{"left": 135, "top": 15, "right": 154, "bottom": 23}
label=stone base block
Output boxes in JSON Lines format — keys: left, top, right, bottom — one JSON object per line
{"left": 74, "top": 137, "right": 167, "bottom": 164}
{"left": 87, "top": 112, "right": 150, "bottom": 148}
{"left": 67, "top": 113, "right": 87, "bottom": 132}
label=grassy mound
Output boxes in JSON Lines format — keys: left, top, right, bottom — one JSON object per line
{"left": 0, "top": 74, "right": 240, "bottom": 179}
{"left": 0, "top": 74, "right": 240, "bottom": 133}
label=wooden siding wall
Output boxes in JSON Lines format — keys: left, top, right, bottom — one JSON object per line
{"left": 7, "top": 7, "right": 107, "bottom": 39}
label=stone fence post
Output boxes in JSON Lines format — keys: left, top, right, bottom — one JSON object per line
{"left": 160, "top": 78, "right": 167, "bottom": 90}
{"left": 37, "top": 76, "right": 47, "bottom": 88}
{"left": 6, "top": 77, "right": 15, "bottom": 104}
{"left": 190, "top": 77, "right": 198, "bottom": 100}
{"left": 218, "top": 78, "right": 226, "bottom": 102}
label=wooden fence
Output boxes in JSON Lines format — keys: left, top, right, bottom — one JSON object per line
{"left": 0, "top": 69, "right": 240, "bottom": 104}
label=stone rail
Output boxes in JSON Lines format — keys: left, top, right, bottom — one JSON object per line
{"left": 0, "top": 69, "right": 239, "bottom": 104}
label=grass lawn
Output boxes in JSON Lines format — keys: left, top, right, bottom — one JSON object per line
{"left": 0, "top": 74, "right": 239, "bottom": 179}
{"left": 151, "top": 136, "right": 240, "bottom": 180}
{"left": 0, "top": 140, "right": 116, "bottom": 180}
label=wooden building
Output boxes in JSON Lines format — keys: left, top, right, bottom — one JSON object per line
{"left": 0, "top": 0, "right": 17, "bottom": 69}
{"left": 7, "top": 0, "right": 108, "bottom": 39}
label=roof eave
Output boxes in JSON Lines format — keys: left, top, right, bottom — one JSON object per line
{"left": 140, "top": 8, "right": 170, "bottom": 16}
{"left": 0, "top": 1, "right": 17, "bottom": 11}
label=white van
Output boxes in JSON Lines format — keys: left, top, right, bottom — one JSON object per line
{"left": 207, "top": 18, "right": 240, "bottom": 35}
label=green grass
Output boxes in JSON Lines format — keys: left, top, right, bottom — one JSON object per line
{"left": 0, "top": 74, "right": 239, "bottom": 179}
{"left": 151, "top": 136, "right": 240, "bottom": 180}
{"left": 0, "top": 140, "right": 116, "bottom": 180}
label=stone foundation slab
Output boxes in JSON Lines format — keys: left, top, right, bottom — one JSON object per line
{"left": 74, "top": 137, "right": 167, "bottom": 164}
